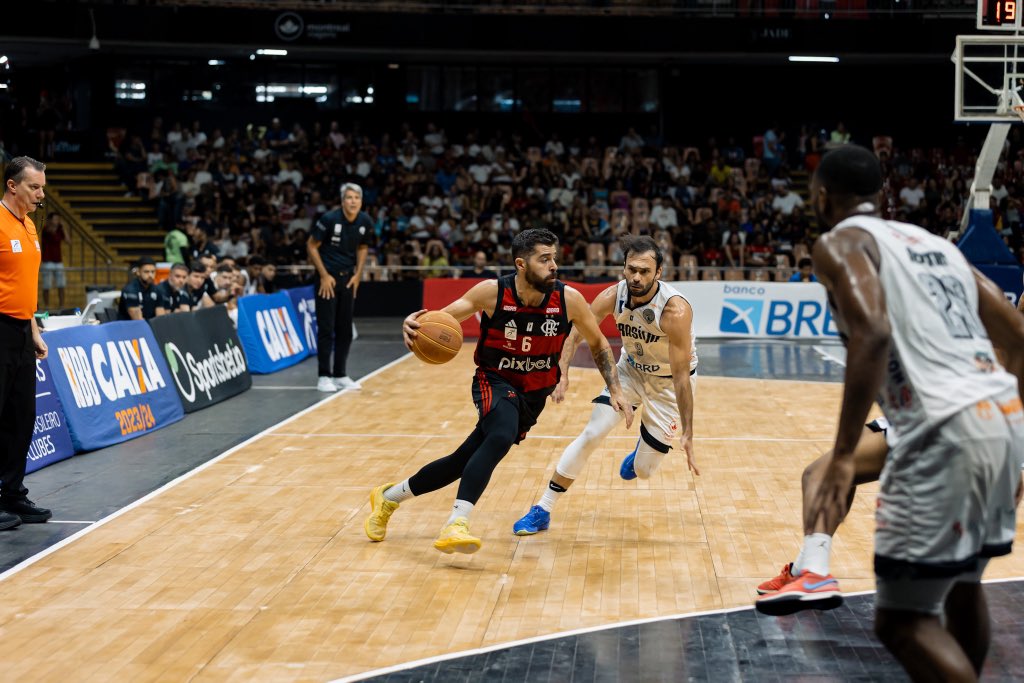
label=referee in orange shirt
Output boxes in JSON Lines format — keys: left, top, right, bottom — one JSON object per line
{"left": 0, "top": 157, "right": 52, "bottom": 529}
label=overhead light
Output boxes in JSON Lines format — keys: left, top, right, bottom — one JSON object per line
{"left": 387, "top": 63, "right": 399, "bottom": 70}
{"left": 0, "top": 84, "right": 7, "bottom": 89}
{"left": 364, "top": 96, "right": 374, "bottom": 104}
{"left": 249, "top": 54, "right": 256, "bottom": 61}
{"left": 208, "top": 59, "right": 225, "bottom": 66}
{"left": 366, "top": 86, "right": 374, "bottom": 95}
{"left": 788, "top": 55, "right": 839, "bottom": 63}
{"left": 0, "top": 56, "right": 8, "bottom": 65}
{"left": 256, "top": 49, "right": 288, "bottom": 56}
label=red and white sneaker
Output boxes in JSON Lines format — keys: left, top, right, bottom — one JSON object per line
{"left": 755, "top": 569, "right": 844, "bottom": 616}
{"left": 756, "top": 563, "right": 795, "bottom": 595}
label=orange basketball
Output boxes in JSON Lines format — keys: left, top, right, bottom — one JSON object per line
{"left": 411, "top": 310, "right": 463, "bottom": 364}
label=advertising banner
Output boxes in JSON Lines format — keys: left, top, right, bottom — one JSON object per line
{"left": 44, "top": 321, "right": 185, "bottom": 451}
{"left": 26, "top": 357, "right": 76, "bottom": 474}
{"left": 285, "top": 285, "right": 318, "bottom": 357}
{"left": 667, "top": 281, "right": 838, "bottom": 339}
{"left": 235, "top": 293, "right": 308, "bottom": 373}
{"left": 148, "top": 307, "right": 252, "bottom": 412}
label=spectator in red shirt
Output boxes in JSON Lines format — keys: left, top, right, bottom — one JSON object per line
{"left": 40, "top": 213, "right": 70, "bottom": 308}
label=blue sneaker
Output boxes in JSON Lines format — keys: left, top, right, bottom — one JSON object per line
{"left": 513, "top": 505, "right": 551, "bottom": 535}
{"left": 620, "top": 439, "right": 639, "bottom": 480}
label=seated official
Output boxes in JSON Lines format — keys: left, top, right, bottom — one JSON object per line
{"left": 154, "top": 262, "right": 192, "bottom": 315}
{"left": 117, "top": 256, "right": 159, "bottom": 320}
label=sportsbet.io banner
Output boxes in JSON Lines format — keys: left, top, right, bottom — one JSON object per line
{"left": 27, "top": 358, "right": 75, "bottom": 474}
{"left": 44, "top": 321, "right": 185, "bottom": 451}
{"left": 235, "top": 293, "right": 308, "bottom": 373}
{"left": 285, "top": 285, "right": 318, "bottom": 357}
{"left": 148, "top": 306, "right": 252, "bottom": 412}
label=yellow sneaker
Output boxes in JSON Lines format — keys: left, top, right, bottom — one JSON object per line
{"left": 364, "top": 483, "right": 399, "bottom": 542}
{"left": 433, "top": 517, "right": 481, "bottom": 554}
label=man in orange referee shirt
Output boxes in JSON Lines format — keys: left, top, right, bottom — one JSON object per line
{"left": 0, "top": 157, "right": 52, "bottom": 529}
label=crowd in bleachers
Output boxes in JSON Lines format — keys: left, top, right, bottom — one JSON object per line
{"left": 108, "top": 116, "right": 1024, "bottom": 283}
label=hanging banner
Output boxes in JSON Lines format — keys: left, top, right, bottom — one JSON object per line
{"left": 26, "top": 357, "right": 76, "bottom": 474}
{"left": 235, "top": 293, "right": 308, "bottom": 373}
{"left": 149, "top": 307, "right": 252, "bottom": 412}
{"left": 44, "top": 321, "right": 185, "bottom": 451}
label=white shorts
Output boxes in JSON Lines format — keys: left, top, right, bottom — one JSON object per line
{"left": 595, "top": 360, "right": 696, "bottom": 448}
{"left": 40, "top": 261, "right": 66, "bottom": 289}
{"left": 875, "top": 389, "right": 1023, "bottom": 590}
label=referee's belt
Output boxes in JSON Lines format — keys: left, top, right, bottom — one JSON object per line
{"left": 625, "top": 354, "right": 697, "bottom": 378}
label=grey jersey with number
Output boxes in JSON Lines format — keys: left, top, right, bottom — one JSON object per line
{"left": 613, "top": 279, "right": 698, "bottom": 377}
{"left": 833, "top": 215, "right": 1018, "bottom": 445}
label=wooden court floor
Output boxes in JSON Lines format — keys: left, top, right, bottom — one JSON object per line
{"left": 3, "top": 346, "right": 1023, "bottom": 682}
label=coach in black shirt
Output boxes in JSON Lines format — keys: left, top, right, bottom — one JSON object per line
{"left": 308, "top": 182, "right": 374, "bottom": 392}
{"left": 154, "top": 262, "right": 192, "bottom": 315}
{"left": 117, "top": 256, "right": 159, "bottom": 320}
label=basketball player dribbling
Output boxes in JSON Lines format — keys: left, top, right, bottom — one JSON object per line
{"left": 364, "top": 228, "right": 633, "bottom": 554}
{"left": 769, "top": 145, "right": 1024, "bottom": 683}
{"left": 512, "top": 235, "right": 699, "bottom": 536}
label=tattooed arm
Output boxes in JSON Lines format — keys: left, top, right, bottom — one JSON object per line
{"left": 563, "top": 286, "right": 634, "bottom": 428}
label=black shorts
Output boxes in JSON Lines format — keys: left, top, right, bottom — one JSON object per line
{"left": 472, "top": 370, "right": 550, "bottom": 444}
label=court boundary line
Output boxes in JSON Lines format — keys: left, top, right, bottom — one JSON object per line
{"left": 271, "top": 432, "right": 832, "bottom": 443}
{"left": 0, "top": 352, "right": 414, "bottom": 584}
{"left": 330, "top": 580, "right": 1024, "bottom": 683}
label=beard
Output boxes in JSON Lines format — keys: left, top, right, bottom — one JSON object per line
{"left": 628, "top": 279, "right": 655, "bottom": 299}
{"left": 525, "top": 268, "right": 556, "bottom": 293}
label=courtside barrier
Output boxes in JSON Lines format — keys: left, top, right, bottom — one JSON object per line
{"left": 235, "top": 293, "right": 308, "bottom": 373}
{"left": 27, "top": 358, "right": 75, "bottom": 474}
{"left": 149, "top": 307, "right": 252, "bottom": 412}
{"left": 285, "top": 285, "right": 318, "bottom": 358}
{"left": 43, "top": 321, "right": 185, "bottom": 451}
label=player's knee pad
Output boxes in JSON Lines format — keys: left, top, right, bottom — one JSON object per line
{"left": 555, "top": 403, "right": 623, "bottom": 480}
{"left": 633, "top": 424, "right": 671, "bottom": 479}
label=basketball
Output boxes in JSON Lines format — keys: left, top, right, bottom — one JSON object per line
{"left": 411, "top": 311, "right": 463, "bottom": 364}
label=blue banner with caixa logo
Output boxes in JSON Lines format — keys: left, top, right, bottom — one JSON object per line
{"left": 44, "top": 321, "right": 185, "bottom": 451}
{"left": 26, "top": 357, "right": 76, "bottom": 474}
{"left": 285, "top": 285, "right": 318, "bottom": 357}
{"left": 235, "top": 293, "right": 308, "bottom": 373}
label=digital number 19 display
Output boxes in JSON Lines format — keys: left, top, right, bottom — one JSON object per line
{"left": 979, "top": 0, "right": 1022, "bottom": 30}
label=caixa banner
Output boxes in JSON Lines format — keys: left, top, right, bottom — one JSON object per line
{"left": 148, "top": 306, "right": 252, "bottom": 412}
{"left": 44, "top": 321, "right": 185, "bottom": 451}
{"left": 285, "top": 285, "right": 317, "bottom": 356}
{"left": 26, "top": 357, "right": 75, "bottom": 474}
{"left": 235, "top": 293, "right": 308, "bottom": 373}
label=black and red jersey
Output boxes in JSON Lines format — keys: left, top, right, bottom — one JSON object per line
{"left": 474, "top": 274, "right": 573, "bottom": 394}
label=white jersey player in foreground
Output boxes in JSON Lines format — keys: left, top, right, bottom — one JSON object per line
{"left": 763, "top": 145, "right": 1024, "bottom": 683}
{"left": 513, "top": 235, "right": 698, "bottom": 536}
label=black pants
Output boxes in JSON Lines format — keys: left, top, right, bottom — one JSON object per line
{"left": 408, "top": 372, "right": 548, "bottom": 504}
{"left": 0, "top": 315, "right": 35, "bottom": 502}
{"left": 314, "top": 272, "right": 355, "bottom": 378}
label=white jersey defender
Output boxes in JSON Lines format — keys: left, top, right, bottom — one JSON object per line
{"left": 834, "top": 214, "right": 1024, "bottom": 579}
{"left": 613, "top": 279, "right": 698, "bottom": 378}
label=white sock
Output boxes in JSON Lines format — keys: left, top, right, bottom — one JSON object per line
{"left": 794, "top": 533, "right": 832, "bottom": 576}
{"left": 537, "top": 480, "right": 570, "bottom": 512}
{"left": 446, "top": 499, "right": 475, "bottom": 525}
{"left": 383, "top": 479, "right": 414, "bottom": 504}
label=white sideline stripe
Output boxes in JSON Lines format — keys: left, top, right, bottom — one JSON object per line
{"left": 331, "top": 580, "right": 1024, "bottom": 683}
{"left": 251, "top": 386, "right": 323, "bottom": 391}
{"left": 0, "top": 352, "right": 413, "bottom": 584}
{"left": 812, "top": 344, "right": 848, "bottom": 368}
{"left": 45, "top": 520, "right": 96, "bottom": 525}
{"left": 270, "top": 432, "right": 831, "bottom": 443}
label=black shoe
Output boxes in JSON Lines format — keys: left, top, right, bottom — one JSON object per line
{"left": 0, "top": 510, "right": 21, "bottom": 530}
{"left": 1, "top": 498, "right": 52, "bottom": 523}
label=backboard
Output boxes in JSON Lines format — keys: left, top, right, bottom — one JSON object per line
{"left": 954, "top": 35, "right": 1024, "bottom": 122}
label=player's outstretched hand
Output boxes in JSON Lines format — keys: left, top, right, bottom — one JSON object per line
{"left": 402, "top": 309, "right": 427, "bottom": 350}
{"left": 609, "top": 391, "right": 634, "bottom": 429}
{"left": 553, "top": 374, "right": 569, "bottom": 403}
{"left": 681, "top": 433, "right": 698, "bottom": 475}
{"left": 805, "top": 455, "right": 855, "bottom": 535}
